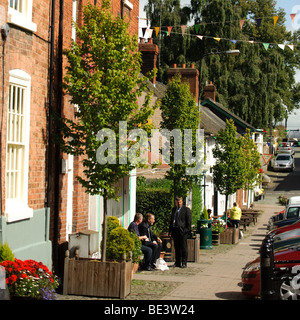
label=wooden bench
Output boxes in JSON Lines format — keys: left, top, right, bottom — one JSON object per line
{"left": 242, "top": 210, "right": 261, "bottom": 224}
{"left": 240, "top": 215, "right": 253, "bottom": 231}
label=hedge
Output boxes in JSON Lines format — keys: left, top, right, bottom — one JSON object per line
{"left": 136, "top": 190, "right": 173, "bottom": 234}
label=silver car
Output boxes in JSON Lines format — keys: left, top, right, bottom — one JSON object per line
{"left": 271, "top": 153, "right": 295, "bottom": 172}
{"left": 275, "top": 142, "right": 295, "bottom": 155}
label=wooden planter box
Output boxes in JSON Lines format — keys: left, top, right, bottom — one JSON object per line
{"left": 212, "top": 231, "right": 220, "bottom": 246}
{"left": 63, "top": 250, "right": 132, "bottom": 299}
{"left": 162, "top": 234, "right": 200, "bottom": 263}
{"left": 220, "top": 228, "right": 239, "bottom": 244}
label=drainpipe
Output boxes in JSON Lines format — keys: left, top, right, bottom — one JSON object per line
{"left": 52, "top": 0, "right": 64, "bottom": 275}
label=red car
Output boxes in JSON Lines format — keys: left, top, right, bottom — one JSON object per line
{"left": 242, "top": 246, "right": 300, "bottom": 299}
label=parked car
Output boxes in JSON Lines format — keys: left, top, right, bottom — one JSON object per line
{"left": 242, "top": 244, "right": 300, "bottom": 299}
{"left": 268, "top": 202, "right": 300, "bottom": 231}
{"left": 275, "top": 142, "right": 295, "bottom": 155}
{"left": 271, "top": 153, "right": 295, "bottom": 172}
{"left": 271, "top": 216, "right": 300, "bottom": 231}
{"left": 268, "top": 219, "right": 300, "bottom": 237}
{"left": 242, "top": 230, "right": 300, "bottom": 300}
{"left": 287, "top": 196, "right": 300, "bottom": 206}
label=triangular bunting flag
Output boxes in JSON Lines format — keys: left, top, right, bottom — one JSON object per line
{"left": 181, "top": 25, "right": 187, "bottom": 36}
{"left": 248, "top": 40, "right": 254, "bottom": 44}
{"left": 195, "top": 24, "right": 200, "bottom": 34}
{"left": 196, "top": 35, "right": 203, "bottom": 40}
{"left": 240, "top": 20, "right": 245, "bottom": 29}
{"left": 278, "top": 44, "right": 285, "bottom": 50}
{"left": 213, "top": 37, "right": 221, "bottom": 42}
{"left": 291, "top": 13, "right": 296, "bottom": 23}
{"left": 147, "top": 28, "right": 153, "bottom": 38}
{"left": 167, "top": 26, "right": 173, "bottom": 36}
{"left": 256, "top": 18, "right": 262, "bottom": 28}
{"left": 287, "top": 44, "right": 294, "bottom": 51}
{"left": 142, "top": 27, "right": 147, "bottom": 37}
{"left": 154, "top": 27, "right": 160, "bottom": 37}
{"left": 263, "top": 43, "right": 269, "bottom": 51}
{"left": 230, "top": 40, "right": 237, "bottom": 44}
{"left": 273, "top": 16, "right": 279, "bottom": 26}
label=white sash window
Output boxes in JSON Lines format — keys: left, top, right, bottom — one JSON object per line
{"left": 5, "top": 70, "right": 33, "bottom": 222}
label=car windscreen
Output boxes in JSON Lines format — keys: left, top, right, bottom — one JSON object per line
{"left": 287, "top": 207, "right": 300, "bottom": 219}
{"left": 276, "top": 155, "right": 290, "bottom": 161}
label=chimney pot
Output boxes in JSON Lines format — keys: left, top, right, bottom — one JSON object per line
{"left": 182, "top": 64, "right": 186, "bottom": 68}
{"left": 148, "top": 38, "right": 153, "bottom": 44}
{"left": 139, "top": 38, "right": 145, "bottom": 44}
{"left": 191, "top": 63, "right": 195, "bottom": 68}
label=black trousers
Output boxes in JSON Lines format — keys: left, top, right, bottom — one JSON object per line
{"left": 172, "top": 228, "right": 188, "bottom": 266}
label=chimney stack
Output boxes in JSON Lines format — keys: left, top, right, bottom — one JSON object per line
{"left": 167, "top": 64, "right": 199, "bottom": 102}
{"left": 204, "top": 81, "right": 216, "bottom": 101}
{"left": 138, "top": 38, "right": 159, "bottom": 84}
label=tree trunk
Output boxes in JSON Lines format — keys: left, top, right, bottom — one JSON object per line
{"left": 225, "top": 194, "right": 229, "bottom": 226}
{"left": 101, "top": 196, "right": 108, "bottom": 262}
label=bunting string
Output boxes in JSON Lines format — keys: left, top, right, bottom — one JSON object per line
{"left": 140, "top": 28, "right": 296, "bottom": 51}
{"left": 139, "top": 12, "right": 299, "bottom": 29}
{"left": 139, "top": 13, "right": 299, "bottom": 51}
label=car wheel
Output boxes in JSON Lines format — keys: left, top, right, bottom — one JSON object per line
{"left": 276, "top": 274, "right": 300, "bottom": 300}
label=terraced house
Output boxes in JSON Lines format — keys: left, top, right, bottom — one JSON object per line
{"left": 0, "top": 0, "right": 139, "bottom": 278}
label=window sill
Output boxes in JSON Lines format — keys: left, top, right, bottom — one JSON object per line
{"left": 8, "top": 10, "right": 37, "bottom": 33}
{"left": 5, "top": 200, "right": 34, "bottom": 222}
{"left": 123, "top": 0, "right": 133, "bottom": 10}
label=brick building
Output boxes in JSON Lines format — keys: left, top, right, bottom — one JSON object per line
{"left": 0, "top": 0, "right": 140, "bottom": 276}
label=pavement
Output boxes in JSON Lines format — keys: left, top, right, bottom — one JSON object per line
{"left": 133, "top": 200, "right": 285, "bottom": 300}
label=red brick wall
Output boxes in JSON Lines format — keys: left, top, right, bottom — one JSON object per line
{"left": 0, "top": 0, "right": 51, "bottom": 213}
{"left": 0, "top": 0, "right": 140, "bottom": 244}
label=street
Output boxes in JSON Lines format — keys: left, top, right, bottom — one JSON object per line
{"left": 264, "top": 149, "right": 300, "bottom": 200}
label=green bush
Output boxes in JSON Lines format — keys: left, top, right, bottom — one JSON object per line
{"left": 136, "top": 190, "right": 173, "bottom": 234}
{"left": 106, "top": 227, "right": 135, "bottom": 261}
{"left": 200, "top": 206, "right": 209, "bottom": 220}
{"left": 129, "top": 232, "right": 143, "bottom": 264}
{"left": 0, "top": 242, "right": 15, "bottom": 262}
{"left": 107, "top": 216, "right": 121, "bottom": 236}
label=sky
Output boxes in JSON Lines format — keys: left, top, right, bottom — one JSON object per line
{"left": 138, "top": 0, "right": 300, "bottom": 130}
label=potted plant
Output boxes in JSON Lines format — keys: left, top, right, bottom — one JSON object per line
{"left": 63, "top": 216, "right": 136, "bottom": 299}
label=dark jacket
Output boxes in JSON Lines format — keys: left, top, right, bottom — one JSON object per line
{"left": 169, "top": 205, "right": 191, "bottom": 236}
{"left": 138, "top": 221, "right": 158, "bottom": 243}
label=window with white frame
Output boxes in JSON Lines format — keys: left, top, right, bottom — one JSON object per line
{"left": 5, "top": 70, "right": 33, "bottom": 222}
{"left": 8, "top": 0, "right": 37, "bottom": 32}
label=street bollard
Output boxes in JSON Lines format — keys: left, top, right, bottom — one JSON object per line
{"left": 260, "top": 234, "right": 276, "bottom": 300}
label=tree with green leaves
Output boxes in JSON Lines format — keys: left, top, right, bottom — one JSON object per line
{"left": 212, "top": 119, "right": 246, "bottom": 216}
{"left": 58, "top": 1, "right": 157, "bottom": 261}
{"left": 240, "top": 129, "right": 262, "bottom": 207}
{"left": 145, "top": 0, "right": 300, "bottom": 128}
{"left": 160, "top": 73, "right": 201, "bottom": 201}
